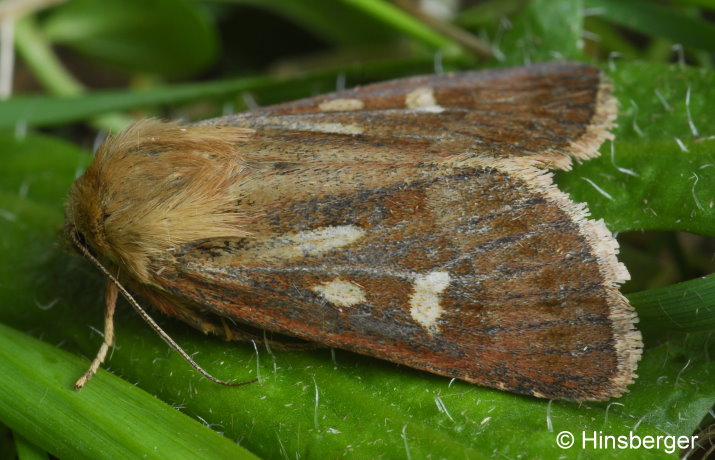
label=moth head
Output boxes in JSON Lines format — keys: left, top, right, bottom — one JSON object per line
{"left": 65, "top": 119, "right": 255, "bottom": 284}
{"left": 65, "top": 161, "right": 112, "bottom": 262}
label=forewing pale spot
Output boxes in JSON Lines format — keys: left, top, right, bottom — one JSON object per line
{"left": 405, "top": 87, "right": 444, "bottom": 113}
{"left": 282, "top": 121, "right": 363, "bottom": 135}
{"left": 318, "top": 98, "right": 365, "bottom": 112}
{"left": 313, "top": 123, "right": 363, "bottom": 135}
{"left": 296, "top": 225, "right": 366, "bottom": 255}
{"left": 313, "top": 278, "right": 367, "bottom": 307}
{"left": 409, "top": 271, "right": 450, "bottom": 333}
{"left": 233, "top": 225, "right": 366, "bottom": 263}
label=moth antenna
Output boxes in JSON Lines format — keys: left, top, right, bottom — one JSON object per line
{"left": 69, "top": 231, "right": 256, "bottom": 389}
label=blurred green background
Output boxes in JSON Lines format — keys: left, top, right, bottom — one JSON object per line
{"left": 1, "top": 0, "right": 714, "bottom": 458}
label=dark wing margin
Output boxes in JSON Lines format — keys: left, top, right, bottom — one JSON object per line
{"left": 204, "top": 61, "right": 616, "bottom": 170}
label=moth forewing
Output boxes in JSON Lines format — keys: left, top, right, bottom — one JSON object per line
{"left": 211, "top": 61, "right": 615, "bottom": 171}
{"left": 66, "top": 62, "right": 642, "bottom": 400}
{"left": 154, "top": 159, "right": 639, "bottom": 401}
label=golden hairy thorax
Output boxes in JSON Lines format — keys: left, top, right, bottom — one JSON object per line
{"left": 65, "top": 120, "right": 255, "bottom": 285}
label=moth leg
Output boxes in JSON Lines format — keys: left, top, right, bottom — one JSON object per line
{"left": 75, "top": 280, "right": 118, "bottom": 389}
{"left": 217, "top": 317, "right": 268, "bottom": 342}
{"left": 220, "top": 317, "right": 234, "bottom": 340}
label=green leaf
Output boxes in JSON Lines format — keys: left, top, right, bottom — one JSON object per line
{"left": 497, "top": 0, "right": 585, "bottom": 65}
{"left": 630, "top": 273, "right": 715, "bottom": 337}
{"left": 670, "top": 0, "right": 715, "bottom": 9}
{"left": 557, "top": 62, "right": 715, "bottom": 237}
{"left": 42, "top": 0, "right": 218, "bottom": 77}
{"left": 457, "top": 0, "right": 530, "bottom": 29}
{"left": 0, "top": 61, "right": 713, "bottom": 458}
{"left": 0, "top": 323, "right": 258, "bottom": 460}
{"left": 219, "top": 0, "right": 397, "bottom": 46}
{"left": 0, "top": 75, "right": 282, "bottom": 130}
{"left": 584, "top": 0, "right": 715, "bottom": 53}
{"left": 13, "top": 433, "right": 48, "bottom": 460}
{"left": 338, "top": 0, "right": 460, "bottom": 52}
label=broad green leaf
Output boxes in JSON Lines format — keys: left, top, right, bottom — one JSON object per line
{"left": 585, "top": 0, "right": 715, "bottom": 53}
{"left": 557, "top": 62, "right": 715, "bottom": 237}
{"left": 0, "top": 323, "right": 258, "bottom": 460}
{"left": 42, "top": 0, "right": 218, "bottom": 77}
{"left": 0, "top": 61, "right": 713, "bottom": 458}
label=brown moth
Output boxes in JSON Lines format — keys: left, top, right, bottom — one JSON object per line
{"left": 66, "top": 61, "right": 642, "bottom": 401}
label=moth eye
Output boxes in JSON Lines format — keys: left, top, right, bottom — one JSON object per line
{"left": 74, "top": 230, "right": 87, "bottom": 248}
{"left": 72, "top": 230, "right": 99, "bottom": 259}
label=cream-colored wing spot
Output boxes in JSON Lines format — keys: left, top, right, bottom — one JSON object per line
{"left": 295, "top": 225, "right": 366, "bottom": 255}
{"left": 409, "top": 271, "right": 451, "bottom": 333}
{"left": 313, "top": 278, "right": 367, "bottom": 307}
{"left": 318, "top": 98, "right": 365, "bottom": 112}
{"left": 280, "top": 120, "right": 363, "bottom": 135}
{"left": 227, "top": 225, "right": 366, "bottom": 263}
{"left": 405, "top": 87, "right": 444, "bottom": 113}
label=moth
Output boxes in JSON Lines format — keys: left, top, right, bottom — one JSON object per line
{"left": 66, "top": 61, "right": 642, "bottom": 401}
